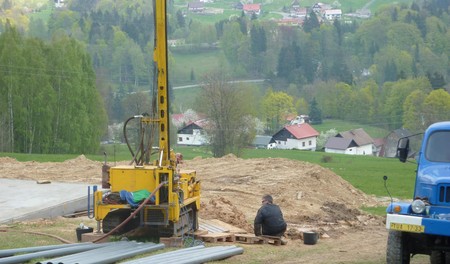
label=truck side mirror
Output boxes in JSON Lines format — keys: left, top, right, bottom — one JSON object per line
{"left": 397, "top": 138, "right": 410, "bottom": 163}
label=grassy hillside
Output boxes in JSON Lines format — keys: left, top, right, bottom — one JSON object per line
{"left": 171, "top": 49, "right": 224, "bottom": 86}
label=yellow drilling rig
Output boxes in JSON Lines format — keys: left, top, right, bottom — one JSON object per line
{"left": 93, "top": 0, "right": 201, "bottom": 238}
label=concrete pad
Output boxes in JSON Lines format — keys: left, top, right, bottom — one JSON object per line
{"left": 0, "top": 178, "right": 99, "bottom": 224}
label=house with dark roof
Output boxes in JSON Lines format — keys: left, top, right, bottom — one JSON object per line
{"left": 252, "top": 135, "right": 276, "bottom": 149}
{"left": 272, "top": 123, "right": 319, "bottom": 150}
{"left": 324, "top": 128, "right": 375, "bottom": 155}
{"left": 291, "top": 0, "right": 301, "bottom": 11}
{"left": 324, "top": 137, "right": 358, "bottom": 154}
{"left": 177, "top": 120, "right": 208, "bottom": 146}
{"left": 187, "top": 2, "right": 205, "bottom": 12}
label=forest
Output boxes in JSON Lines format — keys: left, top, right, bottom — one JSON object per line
{"left": 0, "top": 0, "right": 449, "bottom": 154}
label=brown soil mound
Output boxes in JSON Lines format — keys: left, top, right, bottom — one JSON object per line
{"left": 180, "top": 156, "right": 382, "bottom": 236}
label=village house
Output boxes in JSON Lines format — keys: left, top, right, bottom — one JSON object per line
{"left": 324, "top": 128, "right": 375, "bottom": 155}
{"left": 312, "top": 2, "right": 331, "bottom": 13}
{"left": 168, "top": 39, "right": 186, "bottom": 47}
{"left": 291, "top": 0, "right": 301, "bottom": 11}
{"left": 272, "top": 123, "right": 319, "bottom": 150}
{"left": 252, "top": 135, "right": 276, "bottom": 149}
{"left": 322, "top": 9, "right": 342, "bottom": 20}
{"left": 177, "top": 120, "right": 208, "bottom": 146}
{"left": 187, "top": 2, "right": 205, "bottom": 13}
{"left": 54, "top": 0, "right": 65, "bottom": 8}
{"left": 243, "top": 3, "right": 261, "bottom": 16}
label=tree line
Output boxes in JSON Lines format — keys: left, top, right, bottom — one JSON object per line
{"left": 1, "top": 0, "right": 450, "bottom": 155}
{"left": 0, "top": 23, "right": 106, "bottom": 154}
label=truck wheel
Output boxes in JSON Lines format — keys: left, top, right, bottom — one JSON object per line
{"left": 387, "top": 230, "right": 410, "bottom": 264}
{"left": 430, "top": 251, "right": 444, "bottom": 264}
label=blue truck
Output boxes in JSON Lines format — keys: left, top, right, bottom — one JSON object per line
{"left": 386, "top": 121, "right": 450, "bottom": 263}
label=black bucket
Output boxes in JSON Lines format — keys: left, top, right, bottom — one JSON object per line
{"left": 76, "top": 227, "right": 94, "bottom": 242}
{"left": 303, "top": 231, "right": 318, "bottom": 245}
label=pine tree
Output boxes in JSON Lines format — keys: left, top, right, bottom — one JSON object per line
{"left": 309, "top": 98, "right": 322, "bottom": 124}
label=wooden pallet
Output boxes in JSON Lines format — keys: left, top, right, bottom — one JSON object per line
{"left": 196, "top": 232, "right": 236, "bottom": 243}
{"left": 235, "top": 234, "right": 265, "bottom": 244}
{"left": 261, "top": 235, "right": 283, "bottom": 246}
{"left": 235, "top": 234, "right": 283, "bottom": 245}
{"left": 159, "top": 237, "right": 184, "bottom": 247}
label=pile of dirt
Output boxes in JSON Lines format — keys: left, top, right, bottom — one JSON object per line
{"left": 0, "top": 154, "right": 384, "bottom": 238}
{"left": 180, "top": 155, "right": 383, "bottom": 237}
{"left": 0, "top": 155, "right": 102, "bottom": 183}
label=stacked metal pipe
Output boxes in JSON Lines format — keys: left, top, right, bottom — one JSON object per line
{"left": 122, "top": 245, "right": 244, "bottom": 264}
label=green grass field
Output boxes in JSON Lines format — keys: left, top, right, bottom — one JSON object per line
{"left": 171, "top": 49, "right": 224, "bottom": 85}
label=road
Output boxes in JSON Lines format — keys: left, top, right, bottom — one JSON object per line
{"left": 173, "top": 79, "right": 266, "bottom": 90}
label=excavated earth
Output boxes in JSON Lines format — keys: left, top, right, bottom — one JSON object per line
{"left": 0, "top": 155, "right": 396, "bottom": 263}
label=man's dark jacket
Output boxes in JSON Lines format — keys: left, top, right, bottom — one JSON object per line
{"left": 254, "top": 203, "right": 287, "bottom": 236}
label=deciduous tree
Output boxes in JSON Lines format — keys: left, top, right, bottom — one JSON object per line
{"left": 198, "top": 70, "right": 256, "bottom": 157}
{"left": 262, "top": 90, "right": 295, "bottom": 133}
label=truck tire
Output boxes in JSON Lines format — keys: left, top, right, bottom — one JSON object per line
{"left": 430, "top": 251, "right": 450, "bottom": 264}
{"left": 430, "top": 251, "right": 444, "bottom": 264}
{"left": 387, "top": 230, "right": 410, "bottom": 264}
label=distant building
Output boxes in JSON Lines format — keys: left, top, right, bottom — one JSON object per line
{"left": 252, "top": 135, "right": 276, "bottom": 149}
{"left": 291, "top": 0, "right": 301, "bottom": 11}
{"left": 272, "top": 123, "right": 319, "bottom": 150}
{"left": 177, "top": 120, "right": 208, "bottom": 146}
{"left": 324, "top": 137, "right": 357, "bottom": 154}
{"left": 325, "top": 128, "right": 375, "bottom": 155}
{"left": 243, "top": 3, "right": 261, "bottom": 16}
{"left": 322, "top": 9, "right": 342, "bottom": 20}
{"left": 188, "top": 2, "right": 205, "bottom": 12}
{"left": 54, "top": 0, "right": 65, "bottom": 8}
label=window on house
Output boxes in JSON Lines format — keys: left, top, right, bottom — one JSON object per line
{"left": 178, "top": 137, "right": 183, "bottom": 142}
{"left": 302, "top": 142, "right": 305, "bottom": 147}
{"left": 187, "top": 137, "right": 189, "bottom": 141}
{"left": 309, "top": 140, "right": 312, "bottom": 145}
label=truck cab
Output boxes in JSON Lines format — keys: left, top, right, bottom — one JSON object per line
{"left": 386, "top": 121, "right": 450, "bottom": 263}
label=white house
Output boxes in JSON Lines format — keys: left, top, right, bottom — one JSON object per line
{"left": 54, "top": 0, "right": 65, "bottom": 8}
{"left": 323, "top": 9, "right": 342, "bottom": 20}
{"left": 272, "top": 123, "right": 319, "bottom": 150}
{"left": 177, "top": 121, "right": 208, "bottom": 146}
{"left": 324, "top": 137, "right": 358, "bottom": 154}
{"left": 324, "top": 128, "right": 374, "bottom": 155}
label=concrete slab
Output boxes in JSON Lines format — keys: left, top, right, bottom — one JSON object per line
{"left": 0, "top": 178, "right": 99, "bottom": 224}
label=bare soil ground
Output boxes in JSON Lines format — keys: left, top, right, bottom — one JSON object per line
{"left": 0, "top": 155, "right": 405, "bottom": 263}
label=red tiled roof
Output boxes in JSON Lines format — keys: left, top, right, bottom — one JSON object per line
{"left": 285, "top": 123, "right": 319, "bottom": 139}
{"left": 243, "top": 3, "right": 261, "bottom": 11}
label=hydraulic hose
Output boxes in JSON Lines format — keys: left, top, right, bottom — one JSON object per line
{"left": 124, "top": 115, "right": 146, "bottom": 165}
{"left": 92, "top": 181, "right": 167, "bottom": 243}
{"left": 123, "top": 116, "right": 137, "bottom": 163}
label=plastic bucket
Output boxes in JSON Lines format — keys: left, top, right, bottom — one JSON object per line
{"left": 76, "top": 227, "right": 94, "bottom": 242}
{"left": 303, "top": 231, "right": 318, "bottom": 245}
